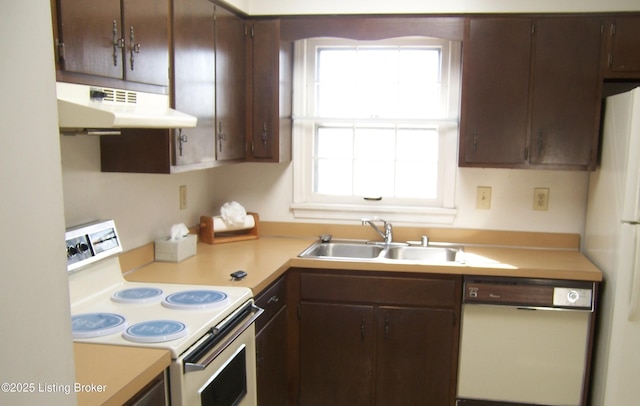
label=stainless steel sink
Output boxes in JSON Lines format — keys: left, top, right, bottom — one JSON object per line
{"left": 383, "top": 246, "right": 458, "bottom": 262}
{"left": 298, "top": 241, "right": 463, "bottom": 263}
{"left": 298, "top": 242, "right": 385, "bottom": 259}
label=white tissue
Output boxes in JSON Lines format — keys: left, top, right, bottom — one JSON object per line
{"left": 170, "top": 223, "right": 190, "bottom": 240}
{"left": 220, "top": 201, "right": 247, "bottom": 227}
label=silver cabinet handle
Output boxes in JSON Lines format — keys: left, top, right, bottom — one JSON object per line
{"left": 112, "top": 20, "right": 124, "bottom": 66}
{"left": 218, "top": 122, "right": 227, "bottom": 152}
{"left": 267, "top": 295, "right": 279, "bottom": 304}
{"left": 129, "top": 26, "right": 141, "bottom": 71}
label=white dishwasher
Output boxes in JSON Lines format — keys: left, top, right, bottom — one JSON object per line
{"left": 456, "top": 276, "right": 595, "bottom": 406}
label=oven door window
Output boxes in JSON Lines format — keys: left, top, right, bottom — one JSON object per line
{"left": 200, "top": 345, "right": 247, "bottom": 406}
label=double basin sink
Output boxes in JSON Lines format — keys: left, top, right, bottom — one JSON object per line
{"left": 298, "top": 240, "right": 464, "bottom": 264}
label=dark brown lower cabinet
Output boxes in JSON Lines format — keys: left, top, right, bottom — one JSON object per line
{"left": 293, "top": 270, "right": 461, "bottom": 406}
{"left": 256, "top": 306, "right": 288, "bottom": 405}
{"left": 299, "top": 303, "right": 374, "bottom": 405}
{"left": 255, "top": 276, "right": 288, "bottom": 405}
{"left": 375, "top": 307, "right": 456, "bottom": 406}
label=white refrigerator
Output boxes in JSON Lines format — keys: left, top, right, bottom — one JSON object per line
{"left": 584, "top": 86, "right": 640, "bottom": 405}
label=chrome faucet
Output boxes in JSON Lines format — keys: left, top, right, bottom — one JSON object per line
{"left": 361, "top": 217, "right": 393, "bottom": 244}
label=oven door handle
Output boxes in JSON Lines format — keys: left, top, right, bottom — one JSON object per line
{"left": 184, "top": 303, "right": 263, "bottom": 373}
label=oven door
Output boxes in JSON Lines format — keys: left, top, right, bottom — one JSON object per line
{"left": 171, "top": 301, "right": 263, "bottom": 406}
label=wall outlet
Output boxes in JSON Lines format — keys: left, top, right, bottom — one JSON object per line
{"left": 476, "top": 186, "right": 492, "bottom": 210}
{"left": 533, "top": 187, "right": 549, "bottom": 211}
{"left": 179, "top": 185, "right": 187, "bottom": 210}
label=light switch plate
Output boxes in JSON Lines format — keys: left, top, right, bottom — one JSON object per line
{"left": 476, "top": 186, "right": 491, "bottom": 210}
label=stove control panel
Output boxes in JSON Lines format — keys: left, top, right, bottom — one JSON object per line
{"left": 65, "top": 220, "right": 122, "bottom": 272}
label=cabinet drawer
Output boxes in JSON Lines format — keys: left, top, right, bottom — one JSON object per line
{"left": 300, "top": 272, "right": 457, "bottom": 308}
{"left": 255, "top": 276, "right": 287, "bottom": 333}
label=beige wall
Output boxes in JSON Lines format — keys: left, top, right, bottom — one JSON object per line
{"left": 0, "top": 1, "right": 76, "bottom": 405}
{"left": 60, "top": 137, "right": 217, "bottom": 249}
{"left": 210, "top": 163, "right": 589, "bottom": 234}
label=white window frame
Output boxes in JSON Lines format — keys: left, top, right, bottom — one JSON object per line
{"left": 291, "top": 37, "right": 461, "bottom": 224}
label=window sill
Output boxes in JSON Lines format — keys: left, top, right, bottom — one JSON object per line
{"left": 290, "top": 203, "right": 457, "bottom": 224}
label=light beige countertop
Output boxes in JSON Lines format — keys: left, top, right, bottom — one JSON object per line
{"left": 74, "top": 343, "right": 170, "bottom": 406}
{"left": 124, "top": 236, "right": 602, "bottom": 292}
{"left": 125, "top": 237, "right": 315, "bottom": 293}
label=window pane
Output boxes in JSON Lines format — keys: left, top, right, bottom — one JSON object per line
{"left": 353, "top": 159, "right": 395, "bottom": 197}
{"left": 316, "top": 127, "right": 353, "bottom": 158}
{"left": 358, "top": 49, "right": 399, "bottom": 84}
{"left": 395, "top": 161, "right": 438, "bottom": 198}
{"left": 353, "top": 128, "right": 395, "bottom": 159}
{"left": 399, "top": 49, "right": 440, "bottom": 84}
{"left": 396, "top": 129, "right": 438, "bottom": 161}
{"left": 398, "top": 83, "right": 442, "bottom": 118}
{"left": 315, "top": 158, "right": 352, "bottom": 195}
{"left": 317, "top": 49, "right": 357, "bottom": 83}
{"left": 317, "top": 84, "right": 357, "bottom": 117}
{"left": 356, "top": 83, "right": 398, "bottom": 118}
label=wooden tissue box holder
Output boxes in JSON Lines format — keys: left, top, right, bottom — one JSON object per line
{"left": 199, "top": 212, "right": 259, "bottom": 244}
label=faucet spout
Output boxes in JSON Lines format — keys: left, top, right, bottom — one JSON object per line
{"left": 361, "top": 217, "right": 393, "bottom": 244}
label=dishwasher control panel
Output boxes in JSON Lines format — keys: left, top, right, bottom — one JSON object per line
{"left": 463, "top": 276, "right": 595, "bottom": 311}
{"left": 553, "top": 287, "right": 593, "bottom": 308}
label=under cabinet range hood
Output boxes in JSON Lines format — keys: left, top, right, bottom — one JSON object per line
{"left": 56, "top": 82, "right": 197, "bottom": 132}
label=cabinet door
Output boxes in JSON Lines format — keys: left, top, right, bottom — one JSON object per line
{"left": 249, "top": 19, "right": 280, "bottom": 160}
{"left": 256, "top": 307, "right": 288, "bottom": 406}
{"left": 299, "top": 302, "right": 374, "bottom": 406}
{"left": 251, "top": 20, "right": 280, "bottom": 160}
{"left": 529, "top": 18, "right": 602, "bottom": 168}
{"left": 172, "top": 0, "right": 215, "bottom": 167}
{"left": 460, "top": 18, "right": 532, "bottom": 167}
{"left": 215, "top": 6, "right": 247, "bottom": 161}
{"left": 122, "top": 0, "right": 169, "bottom": 86}
{"left": 375, "top": 307, "right": 456, "bottom": 406}
{"left": 607, "top": 16, "right": 640, "bottom": 77}
{"left": 57, "top": 0, "right": 123, "bottom": 79}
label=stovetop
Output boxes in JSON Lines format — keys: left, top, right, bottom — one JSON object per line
{"left": 66, "top": 220, "right": 252, "bottom": 358}
{"left": 70, "top": 276, "right": 252, "bottom": 357}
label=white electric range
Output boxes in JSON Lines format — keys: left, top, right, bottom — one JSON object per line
{"left": 66, "top": 220, "right": 261, "bottom": 406}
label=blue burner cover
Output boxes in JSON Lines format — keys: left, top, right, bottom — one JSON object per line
{"left": 111, "top": 287, "right": 164, "bottom": 304}
{"left": 123, "top": 320, "right": 188, "bottom": 343}
{"left": 162, "top": 290, "right": 229, "bottom": 310}
{"left": 72, "top": 313, "right": 127, "bottom": 339}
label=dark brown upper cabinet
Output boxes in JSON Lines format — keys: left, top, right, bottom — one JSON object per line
{"left": 460, "top": 17, "right": 603, "bottom": 171}
{"left": 246, "top": 19, "right": 293, "bottom": 162}
{"left": 215, "top": 5, "right": 248, "bottom": 161}
{"left": 101, "top": 1, "right": 249, "bottom": 174}
{"left": 460, "top": 18, "right": 532, "bottom": 167}
{"left": 528, "top": 18, "right": 603, "bottom": 168}
{"left": 171, "top": 0, "right": 216, "bottom": 169}
{"left": 54, "top": 0, "right": 169, "bottom": 89}
{"left": 603, "top": 15, "right": 640, "bottom": 79}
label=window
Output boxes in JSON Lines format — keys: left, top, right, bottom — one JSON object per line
{"left": 292, "top": 37, "right": 461, "bottom": 223}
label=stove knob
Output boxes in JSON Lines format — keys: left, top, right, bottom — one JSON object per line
{"left": 67, "top": 245, "right": 78, "bottom": 257}
{"left": 76, "top": 242, "right": 89, "bottom": 253}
